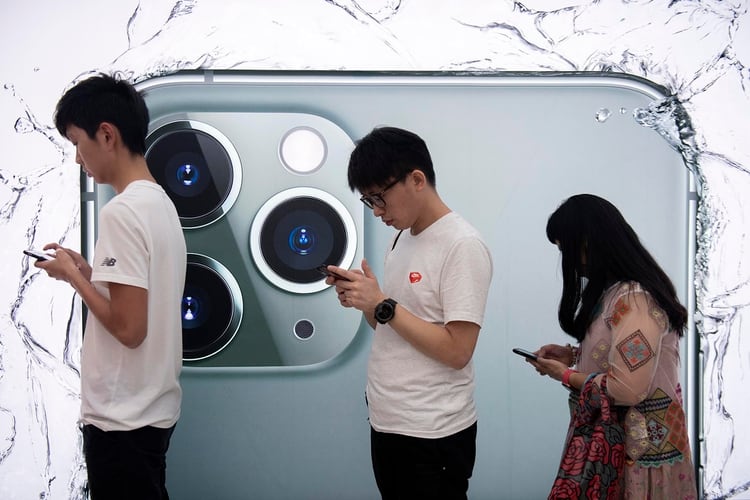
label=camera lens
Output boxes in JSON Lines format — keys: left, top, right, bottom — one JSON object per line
{"left": 250, "top": 187, "right": 357, "bottom": 294}
{"left": 262, "top": 197, "right": 343, "bottom": 282}
{"left": 145, "top": 121, "right": 241, "bottom": 228}
{"left": 181, "top": 255, "right": 242, "bottom": 361}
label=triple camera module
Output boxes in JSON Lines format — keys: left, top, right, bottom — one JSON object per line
{"left": 144, "top": 114, "right": 363, "bottom": 367}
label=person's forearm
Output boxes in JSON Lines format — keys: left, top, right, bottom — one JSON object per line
{"left": 364, "top": 311, "right": 377, "bottom": 329}
{"left": 387, "top": 307, "right": 477, "bottom": 369}
{"left": 69, "top": 272, "right": 113, "bottom": 330}
{"left": 561, "top": 369, "right": 588, "bottom": 391}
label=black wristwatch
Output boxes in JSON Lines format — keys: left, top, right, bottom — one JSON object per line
{"left": 374, "top": 298, "right": 398, "bottom": 324}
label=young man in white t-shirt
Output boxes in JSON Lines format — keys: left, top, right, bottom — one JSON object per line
{"left": 36, "top": 74, "right": 186, "bottom": 499}
{"left": 325, "top": 127, "right": 493, "bottom": 499}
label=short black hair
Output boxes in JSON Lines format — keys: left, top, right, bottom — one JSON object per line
{"left": 54, "top": 74, "right": 149, "bottom": 155}
{"left": 546, "top": 193, "right": 687, "bottom": 340}
{"left": 347, "top": 126, "right": 435, "bottom": 192}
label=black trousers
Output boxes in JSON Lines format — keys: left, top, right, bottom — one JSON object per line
{"left": 82, "top": 423, "right": 175, "bottom": 500}
{"left": 371, "top": 422, "right": 477, "bottom": 500}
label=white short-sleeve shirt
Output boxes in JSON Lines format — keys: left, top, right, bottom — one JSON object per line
{"left": 80, "top": 180, "right": 186, "bottom": 431}
{"left": 366, "top": 212, "right": 493, "bottom": 438}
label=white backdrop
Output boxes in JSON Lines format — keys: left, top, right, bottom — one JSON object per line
{"left": 1, "top": 1, "right": 749, "bottom": 498}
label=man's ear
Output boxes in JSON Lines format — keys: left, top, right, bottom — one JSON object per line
{"left": 410, "top": 169, "right": 427, "bottom": 191}
{"left": 98, "top": 122, "right": 119, "bottom": 149}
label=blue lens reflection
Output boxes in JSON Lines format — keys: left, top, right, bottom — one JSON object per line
{"left": 182, "top": 294, "right": 202, "bottom": 327}
{"left": 177, "top": 164, "right": 199, "bottom": 187}
{"left": 288, "top": 226, "right": 315, "bottom": 255}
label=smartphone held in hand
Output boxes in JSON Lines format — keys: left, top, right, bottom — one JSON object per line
{"left": 23, "top": 249, "right": 53, "bottom": 261}
{"left": 315, "top": 265, "right": 350, "bottom": 281}
{"left": 512, "top": 348, "right": 538, "bottom": 361}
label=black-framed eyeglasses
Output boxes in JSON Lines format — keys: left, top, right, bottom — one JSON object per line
{"left": 359, "top": 178, "right": 400, "bottom": 209}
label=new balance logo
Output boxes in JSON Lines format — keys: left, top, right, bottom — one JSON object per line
{"left": 100, "top": 257, "right": 117, "bottom": 267}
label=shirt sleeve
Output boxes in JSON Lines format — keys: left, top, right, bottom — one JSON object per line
{"left": 91, "top": 201, "right": 149, "bottom": 290}
{"left": 600, "top": 286, "right": 668, "bottom": 406}
{"left": 440, "top": 237, "right": 493, "bottom": 326}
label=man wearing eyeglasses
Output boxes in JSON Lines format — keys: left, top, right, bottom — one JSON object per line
{"left": 324, "top": 126, "right": 493, "bottom": 499}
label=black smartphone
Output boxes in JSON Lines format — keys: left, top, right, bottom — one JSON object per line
{"left": 315, "top": 265, "right": 350, "bottom": 281}
{"left": 512, "top": 348, "right": 538, "bottom": 361}
{"left": 23, "top": 249, "right": 53, "bottom": 261}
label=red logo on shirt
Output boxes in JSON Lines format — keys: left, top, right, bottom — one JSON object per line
{"left": 409, "top": 272, "right": 422, "bottom": 283}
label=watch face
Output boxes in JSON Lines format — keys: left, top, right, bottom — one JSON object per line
{"left": 376, "top": 299, "right": 395, "bottom": 324}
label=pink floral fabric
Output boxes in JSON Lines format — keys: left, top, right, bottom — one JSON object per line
{"left": 549, "top": 377, "right": 626, "bottom": 499}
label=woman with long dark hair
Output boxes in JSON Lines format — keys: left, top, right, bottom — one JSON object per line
{"left": 529, "top": 194, "right": 697, "bottom": 499}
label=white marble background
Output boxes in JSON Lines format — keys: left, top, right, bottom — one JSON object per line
{"left": 1, "top": 0, "right": 748, "bottom": 498}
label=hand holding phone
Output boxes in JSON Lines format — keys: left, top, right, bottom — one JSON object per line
{"left": 316, "top": 265, "right": 350, "bottom": 281}
{"left": 512, "top": 347, "right": 538, "bottom": 361}
{"left": 23, "top": 249, "right": 54, "bottom": 261}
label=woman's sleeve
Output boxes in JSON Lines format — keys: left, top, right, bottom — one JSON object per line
{"left": 600, "top": 288, "right": 668, "bottom": 406}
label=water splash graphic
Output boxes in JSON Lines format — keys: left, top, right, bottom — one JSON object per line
{"left": 594, "top": 107, "right": 611, "bottom": 122}
{"left": 0, "top": 0, "right": 749, "bottom": 498}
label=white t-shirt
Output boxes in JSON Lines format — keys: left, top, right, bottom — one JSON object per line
{"left": 366, "top": 212, "right": 493, "bottom": 438}
{"left": 80, "top": 180, "right": 186, "bottom": 431}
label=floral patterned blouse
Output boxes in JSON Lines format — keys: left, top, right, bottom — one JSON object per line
{"left": 578, "top": 281, "right": 698, "bottom": 499}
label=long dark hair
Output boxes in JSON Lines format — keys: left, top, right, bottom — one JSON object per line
{"left": 546, "top": 194, "right": 687, "bottom": 341}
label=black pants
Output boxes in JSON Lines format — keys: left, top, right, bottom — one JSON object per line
{"left": 82, "top": 423, "right": 175, "bottom": 500}
{"left": 371, "top": 422, "right": 477, "bottom": 500}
